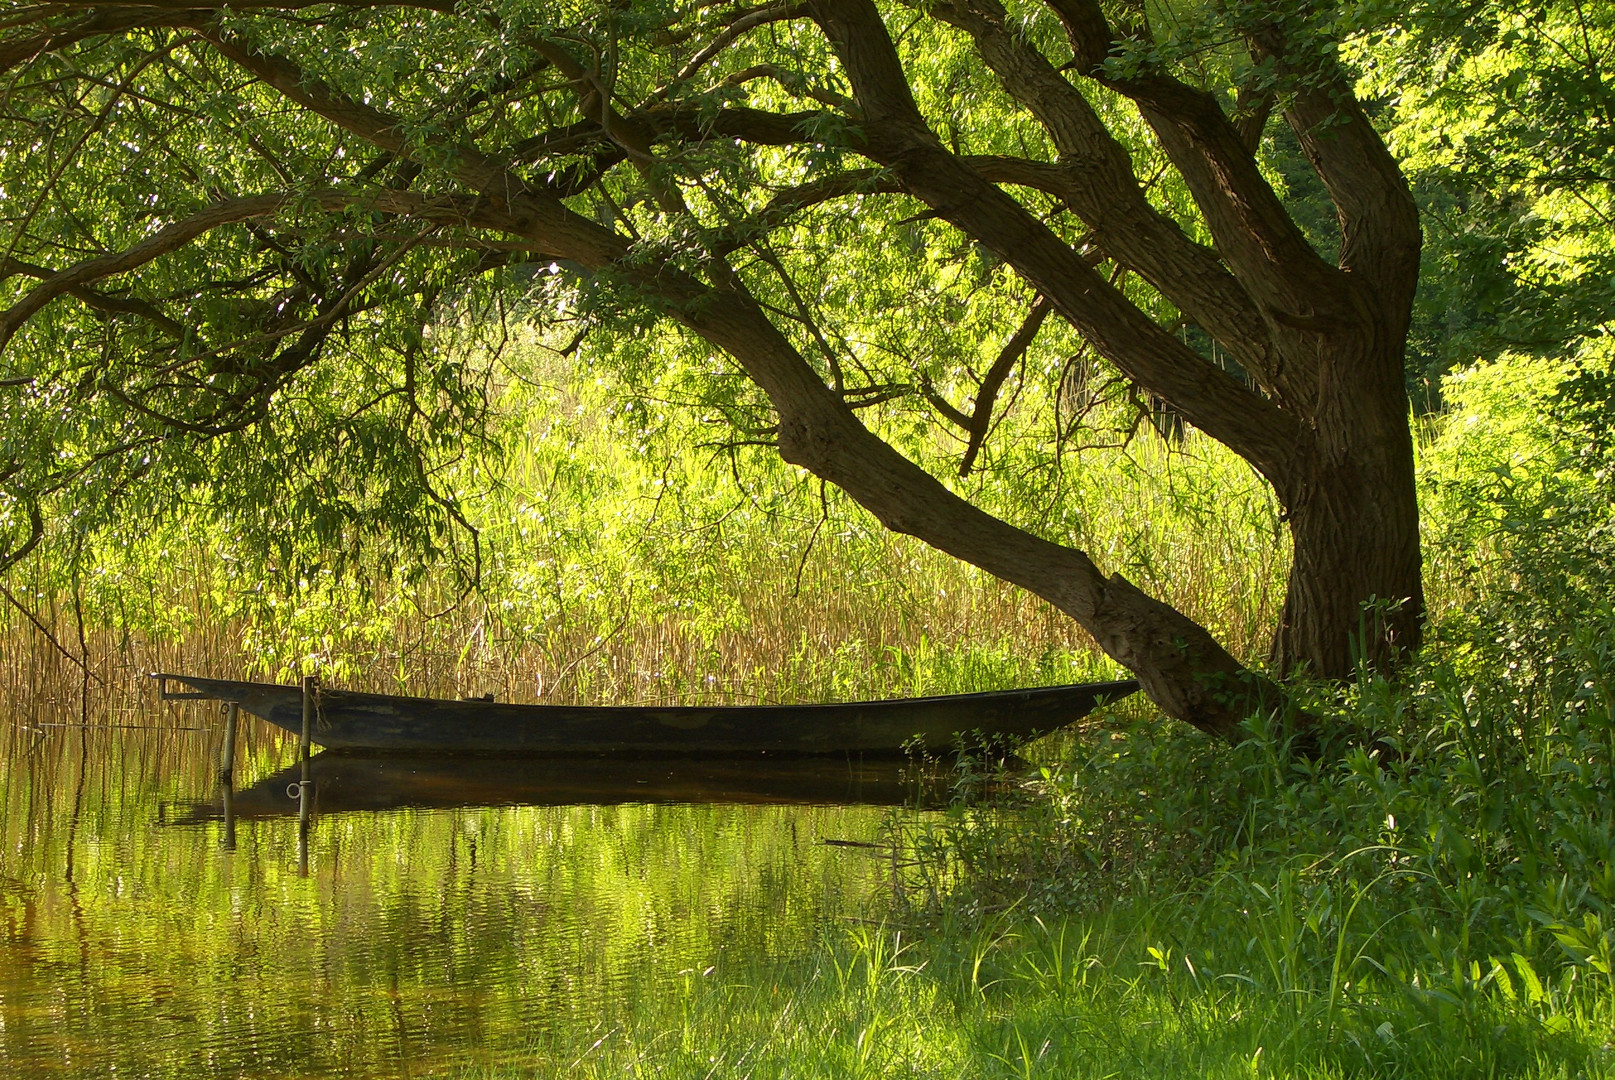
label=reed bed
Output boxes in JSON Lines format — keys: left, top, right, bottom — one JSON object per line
{"left": 0, "top": 361, "right": 1289, "bottom": 726}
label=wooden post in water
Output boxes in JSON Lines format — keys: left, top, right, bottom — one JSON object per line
{"left": 219, "top": 700, "right": 240, "bottom": 785}
{"left": 298, "top": 674, "right": 317, "bottom": 875}
{"left": 300, "top": 675, "right": 316, "bottom": 767}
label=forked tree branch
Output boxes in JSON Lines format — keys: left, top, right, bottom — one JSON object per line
{"left": 807, "top": 0, "right": 1300, "bottom": 486}
{"left": 3, "top": 256, "right": 189, "bottom": 338}
{"left": 1037, "top": 0, "right": 1348, "bottom": 321}
{"left": 201, "top": 29, "right": 628, "bottom": 266}
{"left": 926, "top": 0, "right": 1282, "bottom": 390}
{"left": 0, "top": 193, "right": 293, "bottom": 351}
{"left": 960, "top": 295, "right": 1049, "bottom": 477}
{"left": 1279, "top": 75, "right": 1421, "bottom": 324}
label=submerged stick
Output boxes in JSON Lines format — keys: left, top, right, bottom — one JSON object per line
{"left": 222, "top": 782, "right": 236, "bottom": 852}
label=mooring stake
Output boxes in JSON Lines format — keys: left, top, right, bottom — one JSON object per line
{"left": 219, "top": 700, "right": 240, "bottom": 785}
{"left": 300, "top": 674, "right": 316, "bottom": 766}
{"left": 297, "top": 674, "right": 317, "bottom": 876}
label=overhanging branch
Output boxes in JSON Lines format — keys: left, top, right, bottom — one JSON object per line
{"left": 0, "top": 189, "right": 515, "bottom": 352}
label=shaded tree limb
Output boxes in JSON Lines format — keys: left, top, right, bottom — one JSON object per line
{"left": 960, "top": 295, "right": 1050, "bottom": 477}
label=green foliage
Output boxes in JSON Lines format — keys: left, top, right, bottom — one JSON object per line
{"left": 1358, "top": 0, "right": 1615, "bottom": 397}
{"left": 0, "top": 0, "right": 1434, "bottom": 591}
{"left": 1421, "top": 338, "right": 1615, "bottom": 701}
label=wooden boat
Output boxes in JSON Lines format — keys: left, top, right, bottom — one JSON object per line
{"left": 173, "top": 751, "right": 958, "bottom": 821}
{"left": 153, "top": 672, "right": 1139, "bottom": 755}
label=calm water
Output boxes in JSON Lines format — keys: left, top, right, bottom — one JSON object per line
{"left": 0, "top": 715, "right": 921, "bottom": 1077}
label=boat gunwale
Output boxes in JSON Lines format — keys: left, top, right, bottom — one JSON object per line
{"left": 151, "top": 672, "right": 1142, "bottom": 715}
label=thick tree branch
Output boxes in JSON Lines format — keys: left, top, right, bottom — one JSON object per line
{"left": 807, "top": 0, "right": 1301, "bottom": 486}
{"left": 199, "top": 29, "right": 625, "bottom": 266}
{"left": 1280, "top": 75, "right": 1421, "bottom": 326}
{"left": 928, "top": 0, "right": 1281, "bottom": 390}
{"left": 201, "top": 30, "right": 492, "bottom": 179}
{"left": 3, "top": 256, "right": 189, "bottom": 337}
{"left": 672, "top": 285, "right": 1279, "bottom": 738}
{"left": 1037, "top": 0, "right": 1349, "bottom": 334}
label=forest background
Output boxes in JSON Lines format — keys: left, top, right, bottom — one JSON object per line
{"left": 2, "top": 0, "right": 1614, "bottom": 1075}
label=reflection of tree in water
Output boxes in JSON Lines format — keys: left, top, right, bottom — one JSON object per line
{"left": 0, "top": 729, "right": 892, "bottom": 1077}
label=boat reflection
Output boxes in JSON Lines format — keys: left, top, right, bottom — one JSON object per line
{"left": 179, "top": 750, "right": 955, "bottom": 823}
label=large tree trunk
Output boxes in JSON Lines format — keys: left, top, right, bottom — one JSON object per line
{"left": 810, "top": 0, "right": 1426, "bottom": 706}
{"left": 1275, "top": 433, "right": 1424, "bottom": 680}
{"left": 1270, "top": 298, "right": 1425, "bottom": 681}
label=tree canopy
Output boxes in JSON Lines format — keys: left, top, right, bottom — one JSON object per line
{"left": 2, "top": 0, "right": 1605, "bottom": 735}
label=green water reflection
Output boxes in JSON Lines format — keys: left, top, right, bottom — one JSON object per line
{"left": 0, "top": 721, "right": 899, "bottom": 1077}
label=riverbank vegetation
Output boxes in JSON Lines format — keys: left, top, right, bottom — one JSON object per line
{"left": 1, "top": 324, "right": 1286, "bottom": 716}
{"left": 453, "top": 358, "right": 1614, "bottom": 1077}
{"left": 7, "top": 335, "right": 1613, "bottom": 1077}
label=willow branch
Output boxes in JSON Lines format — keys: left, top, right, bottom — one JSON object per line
{"left": 0, "top": 189, "right": 507, "bottom": 352}
{"left": 668, "top": 2, "right": 809, "bottom": 88}
{"left": 960, "top": 295, "right": 1049, "bottom": 476}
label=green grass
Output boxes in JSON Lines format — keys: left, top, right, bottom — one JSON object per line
{"left": 461, "top": 911, "right": 1611, "bottom": 1079}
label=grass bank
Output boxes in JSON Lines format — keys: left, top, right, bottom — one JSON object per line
{"left": 464, "top": 909, "right": 1610, "bottom": 1079}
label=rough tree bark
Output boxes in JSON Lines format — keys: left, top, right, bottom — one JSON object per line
{"left": 0, "top": 0, "right": 1426, "bottom": 737}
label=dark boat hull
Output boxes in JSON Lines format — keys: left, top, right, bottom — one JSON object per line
{"left": 154, "top": 673, "right": 1139, "bottom": 754}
